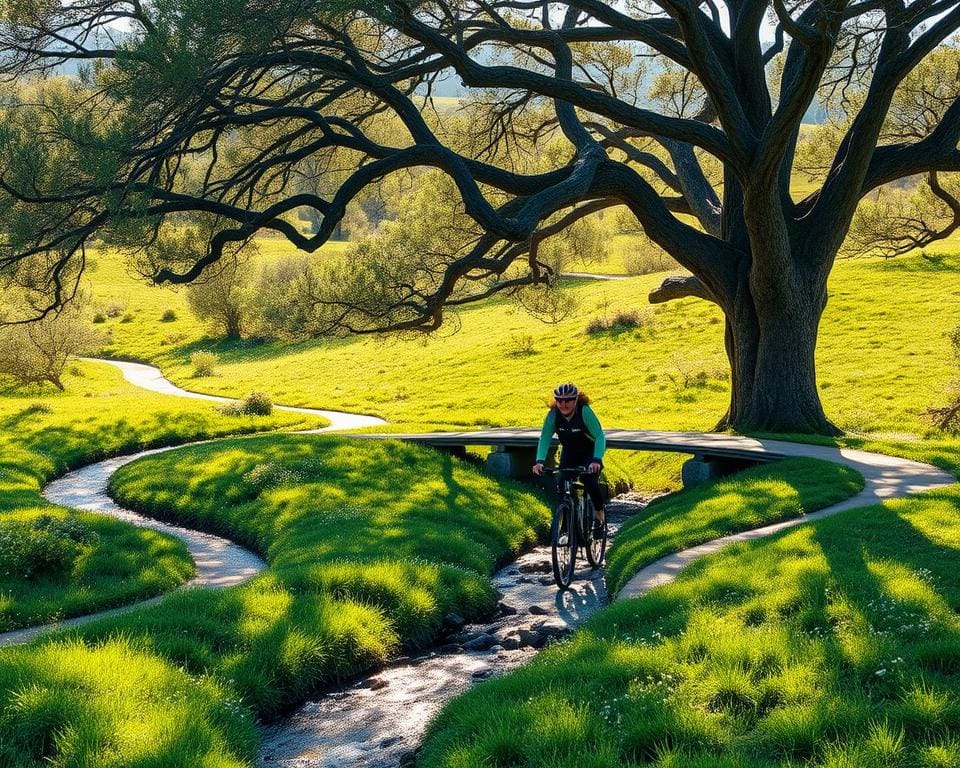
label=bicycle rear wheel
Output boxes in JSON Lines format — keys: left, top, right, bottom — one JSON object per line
{"left": 584, "top": 497, "right": 607, "bottom": 567}
{"left": 551, "top": 501, "right": 577, "bottom": 589}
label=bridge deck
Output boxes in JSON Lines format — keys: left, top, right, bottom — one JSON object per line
{"left": 354, "top": 428, "right": 794, "bottom": 463}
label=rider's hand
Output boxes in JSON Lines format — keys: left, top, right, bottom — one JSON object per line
{"left": 588, "top": 462, "right": 601, "bottom": 474}
{"left": 532, "top": 462, "right": 544, "bottom": 476}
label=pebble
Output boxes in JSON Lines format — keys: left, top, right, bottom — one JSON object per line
{"left": 528, "top": 605, "right": 549, "bottom": 615}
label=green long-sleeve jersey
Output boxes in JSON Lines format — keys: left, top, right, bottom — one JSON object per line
{"left": 535, "top": 403, "right": 606, "bottom": 465}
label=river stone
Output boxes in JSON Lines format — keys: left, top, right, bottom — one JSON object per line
{"left": 463, "top": 633, "right": 497, "bottom": 651}
{"left": 437, "top": 643, "right": 462, "bottom": 654}
{"left": 533, "top": 620, "right": 571, "bottom": 638}
{"left": 518, "top": 629, "right": 547, "bottom": 648}
{"left": 500, "top": 635, "right": 521, "bottom": 650}
{"left": 528, "top": 605, "right": 550, "bottom": 615}
{"left": 497, "top": 601, "right": 518, "bottom": 615}
{"left": 443, "top": 612, "right": 466, "bottom": 629}
{"left": 517, "top": 561, "right": 550, "bottom": 573}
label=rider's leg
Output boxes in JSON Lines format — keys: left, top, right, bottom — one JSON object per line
{"left": 582, "top": 473, "right": 606, "bottom": 525}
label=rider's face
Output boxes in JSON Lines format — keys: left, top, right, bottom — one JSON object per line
{"left": 556, "top": 397, "right": 576, "bottom": 416}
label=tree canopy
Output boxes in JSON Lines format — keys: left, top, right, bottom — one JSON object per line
{"left": 1, "top": 0, "right": 960, "bottom": 432}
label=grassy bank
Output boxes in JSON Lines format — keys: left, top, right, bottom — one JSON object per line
{"left": 0, "top": 434, "right": 550, "bottom": 765}
{"left": 605, "top": 457, "right": 865, "bottom": 595}
{"left": 418, "top": 443, "right": 960, "bottom": 767}
{"left": 0, "top": 361, "right": 311, "bottom": 632}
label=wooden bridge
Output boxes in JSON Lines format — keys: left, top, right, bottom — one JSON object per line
{"left": 355, "top": 428, "right": 801, "bottom": 486}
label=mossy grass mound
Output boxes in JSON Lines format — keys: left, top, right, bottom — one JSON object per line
{"left": 418, "top": 443, "right": 960, "bottom": 767}
{"left": 0, "top": 434, "right": 549, "bottom": 765}
{"left": 0, "top": 361, "right": 311, "bottom": 631}
{"left": 605, "top": 457, "right": 865, "bottom": 595}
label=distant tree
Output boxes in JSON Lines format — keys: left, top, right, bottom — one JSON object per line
{"left": 0, "top": 303, "right": 101, "bottom": 390}
{"left": 4, "top": 2, "right": 960, "bottom": 433}
{"left": 186, "top": 254, "right": 253, "bottom": 340}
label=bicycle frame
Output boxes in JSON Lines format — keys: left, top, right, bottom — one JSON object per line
{"left": 543, "top": 466, "right": 598, "bottom": 589}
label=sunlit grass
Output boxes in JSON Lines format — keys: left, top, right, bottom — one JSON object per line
{"left": 88, "top": 249, "right": 960, "bottom": 492}
{"left": 0, "top": 361, "right": 312, "bottom": 631}
{"left": 0, "top": 636, "right": 256, "bottom": 767}
{"left": 418, "top": 445, "right": 960, "bottom": 768}
{"left": 605, "top": 457, "right": 865, "bottom": 595}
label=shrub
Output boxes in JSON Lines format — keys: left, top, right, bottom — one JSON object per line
{"left": 586, "top": 309, "right": 648, "bottom": 335}
{"left": 120, "top": 312, "right": 134, "bottom": 323}
{"left": 505, "top": 333, "right": 537, "bottom": 357}
{"left": 926, "top": 323, "right": 960, "bottom": 431}
{"left": 160, "top": 309, "right": 177, "bottom": 322}
{"left": 218, "top": 391, "right": 273, "bottom": 416}
{"left": 104, "top": 302, "right": 125, "bottom": 318}
{"left": 0, "top": 304, "right": 103, "bottom": 390}
{"left": 0, "top": 515, "right": 99, "bottom": 580}
{"left": 92, "top": 312, "right": 107, "bottom": 324}
{"left": 191, "top": 351, "right": 218, "bottom": 377}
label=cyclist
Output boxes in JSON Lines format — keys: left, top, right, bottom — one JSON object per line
{"left": 532, "top": 382, "right": 607, "bottom": 538}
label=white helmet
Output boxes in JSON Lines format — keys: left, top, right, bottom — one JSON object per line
{"left": 553, "top": 382, "right": 579, "bottom": 400}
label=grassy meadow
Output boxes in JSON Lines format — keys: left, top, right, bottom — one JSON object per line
{"left": 0, "top": 435, "right": 549, "bottom": 766}
{"left": 88, "top": 245, "right": 960, "bottom": 491}
{"left": 0, "top": 361, "right": 313, "bottom": 632}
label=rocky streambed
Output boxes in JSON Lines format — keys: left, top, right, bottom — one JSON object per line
{"left": 258, "top": 500, "right": 644, "bottom": 768}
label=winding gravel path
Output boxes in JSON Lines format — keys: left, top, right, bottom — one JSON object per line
{"left": 0, "top": 359, "right": 385, "bottom": 647}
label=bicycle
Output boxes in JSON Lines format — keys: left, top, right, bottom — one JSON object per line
{"left": 543, "top": 466, "right": 608, "bottom": 589}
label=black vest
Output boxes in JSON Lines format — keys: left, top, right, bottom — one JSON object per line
{"left": 553, "top": 403, "right": 595, "bottom": 466}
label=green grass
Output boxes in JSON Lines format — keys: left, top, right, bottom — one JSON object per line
{"left": 0, "top": 510, "right": 194, "bottom": 631}
{"left": 88, "top": 250, "right": 960, "bottom": 491}
{"left": 605, "top": 458, "right": 865, "bottom": 595}
{"left": 0, "top": 434, "right": 549, "bottom": 765}
{"left": 0, "top": 361, "right": 313, "bottom": 631}
{"left": 417, "top": 445, "right": 960, "bottom": 768}
{"left": 0, "top": 636, "right": 256, "bottom": 768}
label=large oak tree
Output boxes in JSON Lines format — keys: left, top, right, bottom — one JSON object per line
{"left": 2, "top": 0, "right": 960, "bottom": 433}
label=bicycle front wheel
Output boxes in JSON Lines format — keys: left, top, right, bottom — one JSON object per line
{"left": 551, "top": 501, "right": 577, "bottom": 589}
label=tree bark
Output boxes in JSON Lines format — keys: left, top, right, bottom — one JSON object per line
{"left": 717, "top": 256, "right": 839, "bottom": 435}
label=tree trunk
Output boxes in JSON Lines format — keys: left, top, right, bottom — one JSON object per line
{"left": 717, "top": 258, "right": 840, "bottom": 435}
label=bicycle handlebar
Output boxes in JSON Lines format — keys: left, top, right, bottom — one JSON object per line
{"left": 541, "top": 466, "right": 589, "bottom": 474}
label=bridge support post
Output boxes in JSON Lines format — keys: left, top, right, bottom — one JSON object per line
{"left": 681, "top": 455, "right": 755, "bottom": 487}
{"left": 485, "top": 445, "right": 540, "bottom": 478}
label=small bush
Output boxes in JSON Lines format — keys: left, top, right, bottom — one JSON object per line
{"left": 0, "top": 515, "right": 99, "bottom": 580}
{"left": 505, "top": 333, "right": 537, "bottom": 357}
{"left": 191, "top": 351, "right": 218, "bottom": 378}
{"left": 586, "top": 309, "right": 648, "bottom": 335}
{"left": 925, "top": 323, "right": 960, "bottom": 431}
{"left": 218, "top": 391, "right": 273, "bottom": 416}
{"left": 92, "top": 312, "right": 107, "bottom": 324}
{"left": 104, "top": 302, "right": 125, "bottom": 318}
{"left": 119, "top": 312, "right": 134, "bottom": 323}
{"left": 160, "top": 309, "right": 177, "bottom": 322}
{"left": 242, "top": 391, "right": 273, "bottom": 415}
